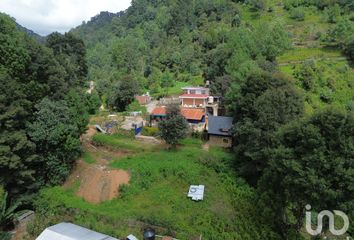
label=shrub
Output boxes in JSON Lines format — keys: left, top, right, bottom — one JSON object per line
{"left": 0, "top": 232, "right": 11, "bottom": 240}
{"left": 289, "top": 7, "right": 305, "bottom": 21}
{"left": 142, "top": 127, "right": 159, "bottom": 136}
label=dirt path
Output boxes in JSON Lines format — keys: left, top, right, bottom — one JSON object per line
{"left": 64, "top": 126, "right": 131, "bottom": 204}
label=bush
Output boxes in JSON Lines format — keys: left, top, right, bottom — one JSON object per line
{"left": 142, "top": 127, "right": 158, "bottom": 136}
{"left": 126, "top": 100, "right": 147, "bottom": 115}
{"left": 289, "top": 7, "right": 305, "bottom": 21}
{"left": 0, "top": 232, "right": 11, "bottom": 240}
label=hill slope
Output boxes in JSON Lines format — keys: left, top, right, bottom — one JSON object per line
{"left": 72, "top": 0, "right": 353, "bottom": 112}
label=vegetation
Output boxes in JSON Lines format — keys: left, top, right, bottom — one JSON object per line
{"left": 0, "top": 187, "right": 24, "bottom": 231}
{"left": 259, "top": 107, "right": 354, "bottom": 237}
{"left": 0, "top": 13, "right": 94, "bottom": 199}
{"left": 233, "top": 72, "right": 304, "bottom": 184}
{"left": 158, "top": 104, "right": 188, "bottom": 148}
{"left": 30, "top": 141, "right": 280, "bottom": 239}
{"left": 1, "top": 0, "right": 353, "bottom": 239}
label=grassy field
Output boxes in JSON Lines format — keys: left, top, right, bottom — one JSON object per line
{"left": 92, "top": 133, "right": 160, "bottom": 153}
{"left": 30, "top": 134, "right": 278, "bottom": 240}
{"left": 280, "top": 59, "right": 353, "bottom": 113}
{"left": 277, "top": 47, "right": 344, "bottom": 63}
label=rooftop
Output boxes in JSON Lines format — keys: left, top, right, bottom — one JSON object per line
{"left": 36, "top": 222, "right": 118, "bottom": 240}
{"left": 208, "top": 115, "right": 233, "bottom": 136}
{"left": 151, "top": 107, "right": 205, "bottom": 120}
{"left": 179, "top": 94, "right": 209, "bottom": 99}
{"left": 181, "top": 86, "right": 208, "bottom": 90}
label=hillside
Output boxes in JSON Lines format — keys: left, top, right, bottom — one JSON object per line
{"left": 72, "top": 0, "right": 353, "bottom": 112}
{"left": 0, "top": 1, "right": 353, "bottom": 240}
{"left": 15, "top": 22, "right": 44, "bottom": 42}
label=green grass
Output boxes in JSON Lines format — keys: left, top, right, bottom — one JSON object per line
{"left": 82, "top": 152, "right": 96, "bottom": 164}
{"left": 92, "top": 133, "right": 159, "bottom": 152}
{"left": 278, "top": 47, "right": 343, "bottom": 63}
{"left": 34, "top": 138, "right": 278, "bottom": 239}
{"left": 280, "top": 60, "right": 354, "bottom": 113}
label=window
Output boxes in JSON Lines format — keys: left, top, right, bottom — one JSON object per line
{"left": 223, "top": 138, "right": 229, "bottom": 143}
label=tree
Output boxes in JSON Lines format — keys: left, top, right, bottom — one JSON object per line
{"left": 158, "top": 104, "right": 188, "bottom": 148}
{"left": 46, "top": 32, "right": 88, "bottom": 87}
{"left": 28, "top": 98, "right": 82, "bottom": 185}
{"left": 258, "top": 107, "right": 354, "bottom": 237}
{"left": 161, "top": 70, "right": 174, "bottom": 96}
{"left": 233, "top": 72, "right": 304, "bottom": 184}
{"left": 344, "top": 35, "right": 354, "bottom": 62}
{"left": 86, "top": 91, "right": 101, "bottom": 115}
{"left": 107, "top": 75, "right": 140, "bottom": 112}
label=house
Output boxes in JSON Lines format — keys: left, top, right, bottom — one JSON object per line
{"left": 179, "top": 86, "right": 219, "bottom": 116}
{"left": 135, "top": 93, "right": 152, "bottom": 105}
{"left": 179, "top": 87, "right": 209, "bottom": 108}
{"left": 150, "top": 106, "right": 205, "bottom": 124}
{"left": 36, "top": 222, "right": 118, "bottom": 240}
{"left": 207, "top": 115, "right": 233, "bottom": 148}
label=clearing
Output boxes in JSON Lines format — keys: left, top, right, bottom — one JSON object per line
{"left": 64, "top": 126, "right": 132, "bottom": 204}
{"left": 35, "top": 132, "right": 276, "bottom": 239}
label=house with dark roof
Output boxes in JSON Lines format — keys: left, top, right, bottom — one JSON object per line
{"left": 207, "top": 115, "right": 233, "bottom": 148}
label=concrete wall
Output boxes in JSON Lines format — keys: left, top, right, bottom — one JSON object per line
{"left": 208, "top": 135, "right": 232, "bottom": 148}
{"left": 182, "top": 98, "right": 206, "bottom": 107}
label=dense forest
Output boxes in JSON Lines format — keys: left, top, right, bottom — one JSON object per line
{"left": 0, "top": 0, "right": 353, "bottom": 239}
{"left": 0, "top": 13, "right": 100, "bottom": 200}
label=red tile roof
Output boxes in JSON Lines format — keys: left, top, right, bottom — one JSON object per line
{"left": 151, "top": 106, "right": 166, "bottom": 115}
{"left": 151, "top": 107, "right": 205, "bottom": 121}
{"left": 179, "top": 94, "right": 209, "bottom": 99}
{"left": 181, "top": 108, "right": 205, "bottom": 120}
{"left": 135, "top": 95, "right": 150, "bottom": 105}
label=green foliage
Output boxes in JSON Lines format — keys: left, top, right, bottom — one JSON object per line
{"left": 0, "top": 232, "right": 11, "bottom": 240}
{"left": 32, "top": 144, "right": 280, "bottom": 239}
{"left": 233, "top": 72, "right": 304, "bottom": 184}
{"left": 92, "top": 133, "right": 156, "bottom": 152}
{"left": 343, "top": 35, "right": 354, "bottom": 62}
{"left": 86, "top": 91, "right": 101, "bottom": 115}
{"left": 142, "top": 126, "right": 159, "bottom": 137}
{"left": 258, "top": 107, "right": 354, "bottom": 236}
{"left": 289, "top": 7, "right": 306, "bottom": 21}
{"left": 46, "top": 32, "right": 88, "bottom": 87}
{"left": 0, "top": 188, "right": 24, "bottom": 231}
{"left": 82, "top": 152, "right": 95, "bottom": 164}
{"left": 107, "top": 75, "right": 140, "bottom": 112}
{"left": 0, "top": 13, "right": 91, "bottom": 196}
{"left": 158, "top": 104, "right": 188, "bottom": 148}
{"left": 28, "top": 98, "right": 83, "bottom": 185}
{"left": 126, "top": 100, "right": 147, "bottom": 114}
{"left": 322, "top": 4, "right": 341, "bottom": 23}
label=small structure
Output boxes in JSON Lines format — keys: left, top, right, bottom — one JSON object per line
{"left": 135, "top": 93, "right": 152, "bottom": 105}
{"left": 207, "top": 115, "right": 233, "bottom": 148}
{"left": 187, "top": 185, "right": 205, "bottom": 201}
{"left": 127, "top": 234, "right": 138, "bottom": 240}
{"left": 180, "top": 108, "right": 205, "bottom": 124}
{"left": 95, "top": 124, "right": 107, "bottom": 134}
{"left": 150, "top": 106, "right": 205, "bottom": 124}
{"left": 36, "top": 222, "right": 118, "bottom": 240}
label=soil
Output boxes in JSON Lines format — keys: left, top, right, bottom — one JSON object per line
{"left": 65, "top": 160, "right": 130, "bottom": 204}
{"left": 64, "top": 126, "right": 131, "bottom": 204}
